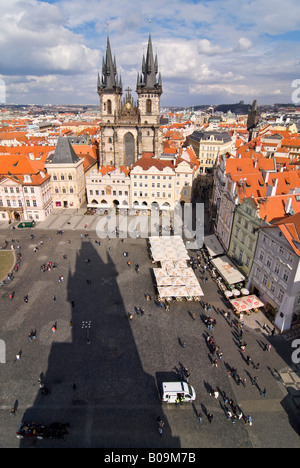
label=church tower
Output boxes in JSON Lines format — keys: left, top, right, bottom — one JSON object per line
{"left": 97, "top": 35, "right": 122, "bottom": 124}
{"left": 98, "top": 30, "right": 163, "bottom": 167}
{"left": 136, "top": 33, "right": 162, "bottom": 126}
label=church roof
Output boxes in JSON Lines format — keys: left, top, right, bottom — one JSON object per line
{"left": 137, "top": 34, "right": 162, "bottom": 93}
{"left": 98, "top": 36, "right": 122, "bottom": 94}
{"left": 46, "top": 137, "right": 80, "bottom": 165}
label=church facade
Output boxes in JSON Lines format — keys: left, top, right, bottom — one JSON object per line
{"left": 97, "top": 33, "right": 163, "bottom": 167}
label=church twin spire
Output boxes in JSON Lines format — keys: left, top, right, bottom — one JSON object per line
{"left": 97, "top": 36, "right": 122, "bottom": 95}
{"left": 97, "top": 30, "right": 162, "bottom": 97}
{"left": 137, "top": 33, "right": 162, "bottom": 93}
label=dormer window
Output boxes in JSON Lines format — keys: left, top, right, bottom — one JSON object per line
{"left": 23, "top": 174, "right": 32, "bottom": 183}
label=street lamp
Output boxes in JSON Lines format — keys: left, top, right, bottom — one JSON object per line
{"left": 81, "top": 320, "right": 92, "bottom": 344}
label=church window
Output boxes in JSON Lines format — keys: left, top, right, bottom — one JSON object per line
{"left": 146, "top": 99, "right": 152, "bottom": 114}
{"left": 108, "top": 137, "right": 112, "bottom": 143}
{"left": 107, "top": 100, "right": 112, "bottom": 114}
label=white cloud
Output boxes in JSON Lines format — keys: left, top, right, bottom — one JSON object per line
{"left": 1, "top": 0, "right": 299, "bottom": 105}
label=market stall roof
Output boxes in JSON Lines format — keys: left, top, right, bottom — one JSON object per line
{"left": 149, "top": 236, "right": 190, "bottom": 262}
{"left": 204, "top": 234, "right": 224, "bottom": 258}
{"left": 230, "top": 295, "right": 264, "bottom": 313}
{"left": 211, "top": 255, "right": 245, "bottom": 285}
{"left": 150, "top": 236, "right": 204, "bottom": 298}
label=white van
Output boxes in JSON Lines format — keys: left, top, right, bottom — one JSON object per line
{"left": 161, "top": 381, "right": 196, "bottom": 403}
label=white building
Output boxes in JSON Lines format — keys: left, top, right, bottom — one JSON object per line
{"left": 130, "top": 148, "right": 199, "bottom": 211}
{"left": 86, "top": 165, "right": 131, "bottom": 210}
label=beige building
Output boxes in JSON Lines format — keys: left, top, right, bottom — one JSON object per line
{"left": 45, "top": 137, "right": 86, "bottom": 209}
{"left": 130, "top": 148, "right": 199, "bottom": 211}
{"left": 186, "top": 130, "right": 233, "bottom": 174}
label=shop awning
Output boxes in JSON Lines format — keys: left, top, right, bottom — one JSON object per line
{"left": 204, "top": 234, "right": 224, "bottom": 258}
{"left": 211, "top": 255, "right": 245, "bottom": 285}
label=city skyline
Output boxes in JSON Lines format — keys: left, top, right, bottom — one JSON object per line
{"left": 1, "top": 0, "right": 300, "bottom": 106}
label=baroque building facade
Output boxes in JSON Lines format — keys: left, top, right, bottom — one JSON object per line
{"left": 97, "top": 33, "right": 163, "bottom": 167}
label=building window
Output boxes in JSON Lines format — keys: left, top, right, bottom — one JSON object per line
{"left": 262, "top": 274, "right": 268, "bottom": 286}
{"left": 259, "top": 251, "right": 264, "bottom": 262}
{"left": 278, "top": 289, "right": 284, "bottom": 302}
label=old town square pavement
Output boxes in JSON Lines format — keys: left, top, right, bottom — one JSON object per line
{"left": 0, "top": 210, "right": 299, "bottom": 448}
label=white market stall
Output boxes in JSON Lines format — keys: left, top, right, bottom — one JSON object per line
{"left": 149, "top": 236, "right": 190, "bottom": 262}
{"left": 150, "top": 236, "right": 204, "bottom": 302}
{"left": 211, "top": 255, "right": 245, "bottom": 286}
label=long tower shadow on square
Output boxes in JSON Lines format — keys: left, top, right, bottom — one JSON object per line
{"left": 19, "top": 240, "right": 180, "bottom": 448}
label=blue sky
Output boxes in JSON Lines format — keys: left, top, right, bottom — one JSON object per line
{"left": 1, "top": 0, "right": 300, "bottom": 106}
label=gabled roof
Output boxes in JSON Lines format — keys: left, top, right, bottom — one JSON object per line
{"left": 254, "top": 194, "right": 300, "bottom": 224}
{"left": 132, "top": 154, "right": 174, "bottom": 172}
{"left": 261, "top": 211, "right": 300, "bottom": 256}
{"left": 0, "top": 154, "right": 49, "bottom": 186}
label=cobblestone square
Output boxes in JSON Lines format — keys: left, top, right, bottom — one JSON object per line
{"left": 0, "top": 221, "right": 299, "bottom": 448}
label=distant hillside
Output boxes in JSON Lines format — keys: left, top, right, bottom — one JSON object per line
{"left": 213, "top": 103, "right": 252, "bottom": 115}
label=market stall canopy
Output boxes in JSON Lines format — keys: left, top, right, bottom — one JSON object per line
{"left": 151, "top": 236, "right": 204, "bottom": 299}
{"left": 230, "top": 295, "right": 264, "bottom": 313}
{"left": 204, "top": 235, "right": 224, "bottom": 258}
{"left": 211, "top": 255, "right": 245, "bottom": 285}
{"left": 149, "top": 236, "right": 190, "bottom": 262}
